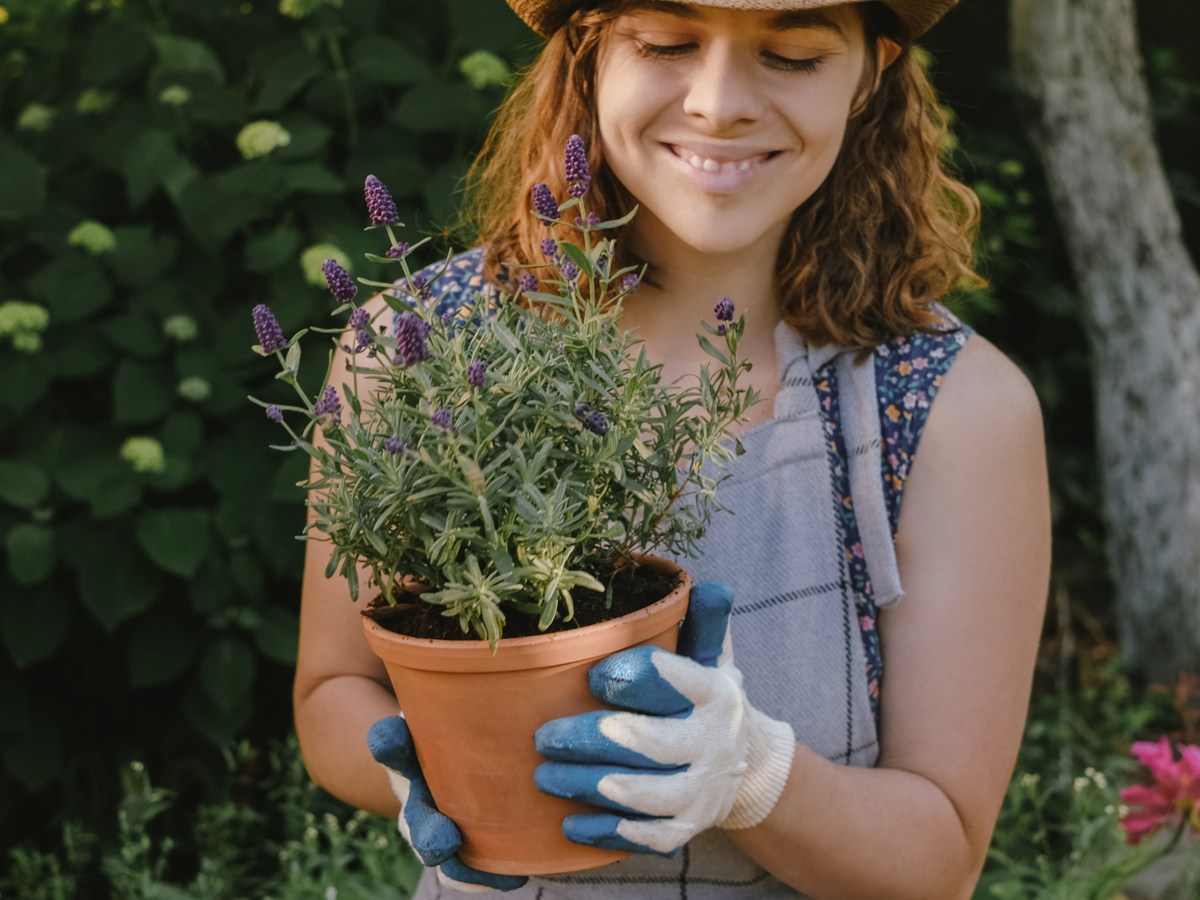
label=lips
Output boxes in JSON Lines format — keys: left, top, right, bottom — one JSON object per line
{"left": 663, "top": 142, "right": 781, "bottom": 188}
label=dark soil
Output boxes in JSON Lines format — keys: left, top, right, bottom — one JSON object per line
{"left": 363, "top": 560, "right": 682, "bottom": 641}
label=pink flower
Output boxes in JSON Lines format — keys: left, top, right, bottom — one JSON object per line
{"left": 859, "top": 615, "right": 875, "bottom": 631}
{"left": 1119, "top": 737, "right": 1200, "bottom": 846}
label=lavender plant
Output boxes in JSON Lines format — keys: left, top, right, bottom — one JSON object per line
{"left": 251, "top": 136, "right": 758, "bottom": 648}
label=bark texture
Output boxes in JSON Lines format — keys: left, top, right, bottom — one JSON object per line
{"left": 1011, "top": 0, "right": 1200, "bottom": 683}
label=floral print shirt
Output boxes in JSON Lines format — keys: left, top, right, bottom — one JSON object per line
{"left": 398, "top": 249, "right": 972, "bottom": 728}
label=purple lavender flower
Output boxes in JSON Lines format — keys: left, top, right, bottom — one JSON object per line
{"left": 410, "top": 274, "right": 432, "bottom": 302}
{"left": 560, "top": 258, "right": 579, "bottom": 282}
{"left": 314, "top": 386, "right": 342, "bottom": 424}
{"left": 384, "top": 435, "right": 405, "bottom": 455}
{"left": 564, "top": 134, "right": 591, "bottom": 197}
{"left": 323, "top": 259, "right": 357, "bottom": 304}
{"left": 348, "top": 307, "right": 370, "bottom": 331}
{"left": 431, "top": 408, "right": 453, "bottom": 431}
{"left": 467, "top": 360, "right": 488, "bottom": 387}
{"left": 518, "top": 273, "right": 538, "bottom": 293}
{"left": 717, "top": 324, "right": 727, "bottom": 336}
{"left": 541, "top": 237, "right": 558, "bottom": 258}
{"left": 575, "top": 401, "right": 592, "bottom": 418}
{"left": 532, "top": 183, "right": 559, "bottom": 222}
{"left": 587, "top": 212, "right": 601, "bottom": 226}
{"left": 252, "top": 304, "right": 287, "bottom": 354}
{"left": 715, "top": 297, "right": 735, "bottom": 321}
{"left": 386, "top": 242, "right": 410, "bottom": 259}
{"left": 364, "top": 175, "right": 400, "bottom": 226}
{"left": 395, "top": 311, "right": 431, "bottom": 365}
{"left": 621, "top": 273, "right": 640, "bottom": 294}
{"left": 265, "top": 404, "right": 283, "bottom": 423}
{"left": 584, "top": 409, "right": 609, "bottom": 436}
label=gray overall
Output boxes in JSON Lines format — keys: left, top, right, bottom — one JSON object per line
{"left": 416, "top": 322, "right": 904, "bottom": 899}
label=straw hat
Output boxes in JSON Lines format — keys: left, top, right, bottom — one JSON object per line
{"left": 507, "top": 0, "right": 958, "bottom": 40}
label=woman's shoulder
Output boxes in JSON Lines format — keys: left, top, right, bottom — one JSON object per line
{"left": 395, "top": 247, "right": 494, "bottom": 316}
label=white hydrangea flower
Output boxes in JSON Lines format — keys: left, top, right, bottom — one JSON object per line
{"left": 236, "top": 120, "right": 292, "bottom": 160}
{"left": 0, "top": 300, "right": 50, "bottom": 352}
{"left": 177, "top": 377, "right": 212, "bottom": 402}
{"left": 459, "top": 50, "right": 510, "bottom": 89}
{"left": 67, "top": 220, "right": 117, "bottom": 255}
{"left": 158, "top": 84, "right": 192, "bottom": 107}
{"left": 120, "top": 437, "right": 167, "bottom": 475}
{"left": 76, "top": 88, "right": 116, "bottom": 114}
{"left": 300, "top": 243, "right": 351, "bottom": 287}
{"left": 17, "top": 103, "right": 55, "bottom": 132}
{"left": 162, "top": 314, "right": 199, "bottom": 342}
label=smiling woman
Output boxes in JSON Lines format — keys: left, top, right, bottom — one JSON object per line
{"left": 292, "top": 1, "right": 1051, "bottom": 898}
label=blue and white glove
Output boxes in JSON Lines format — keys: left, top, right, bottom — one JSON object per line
{"left": 533, "top": 581, "right": 796, "bottom": 856}
{"left": 367, "top": 716, "right": 528, "bottom": 893}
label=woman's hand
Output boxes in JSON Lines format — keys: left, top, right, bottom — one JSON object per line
{"left": 532, "top": 581, "right": 796, "bottom": 856}
{"left": 367, "top": 716, "right": 529, "bottom": 893}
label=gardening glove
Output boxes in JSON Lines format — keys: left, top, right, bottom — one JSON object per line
{"left": 533, "top": 580, "right": 796, "bottom": 857}
{"left": 367, "top": 715, "right": 528, "bottom": 893}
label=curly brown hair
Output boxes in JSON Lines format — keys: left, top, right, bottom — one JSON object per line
{"left": 458, "top": 1, "right": 983, "bottom": 349}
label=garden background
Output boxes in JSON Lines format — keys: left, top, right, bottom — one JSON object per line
{"left": 1, "top": 0, "right": 1198, "bottom": 896}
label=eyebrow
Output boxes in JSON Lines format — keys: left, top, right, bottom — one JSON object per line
{"left": 629, "top": 1, "right": 848, "bottom": 41}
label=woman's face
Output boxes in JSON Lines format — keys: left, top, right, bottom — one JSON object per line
{"left": 596, "top": 1, "right": 869, "bottom": 260}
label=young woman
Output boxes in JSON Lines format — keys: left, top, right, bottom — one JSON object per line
{"left": 293, "top": 1, "right": 1052, "bottom": 897}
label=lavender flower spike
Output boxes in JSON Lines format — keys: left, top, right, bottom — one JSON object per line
{"left": 564, "top": 134, "right": 591, "bottom": 198}
{"left": 313, "top": 386, "right": 342, "bottom": 425}
{"left": 467, "top": 360, "right": 488, "bottom": 387}
{"left": 395, "top": 311, "right": 431, "bottom": 365}
{"left": 432, "top": 408, "right": 453, "bottom": 431}
{"left": 364, "top": 175, "right": 400, "bottom": 226}
{"left": 541, "top": 237, "right": 558, "bottom": 259}
{"left": 252, "top": 304, "right": 287, "bottom": 354}
{"left": 584, "top": 409, "right": 610, "bottom": 436}
{"left": 265, "top": 404, "right": 283, "bottom": 423}
{"left": 384, "top": 435, "right": 405, "bottom": 456}
{"left": 323, "top": 258, "right": 358, "bottom": 304}
{"left": 518, "top": 273, "right": 538, "bottom": 293}
{"left": 715, "top": 297, "right": 735, "bottom": 321}
{"left": 532, "top": 183, "right": 559, "bottom": 222}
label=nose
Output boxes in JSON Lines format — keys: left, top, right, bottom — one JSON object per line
{"left": 681, "top": 40, "right": 766, "bottom": 130}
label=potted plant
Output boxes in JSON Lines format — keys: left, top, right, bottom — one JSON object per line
{"left": 251, "top": 136, "right": 758, "bottom": 875}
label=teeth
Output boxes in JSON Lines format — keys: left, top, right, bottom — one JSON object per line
{"left": 681, "top": 148, "right": 763, "bottom": 173}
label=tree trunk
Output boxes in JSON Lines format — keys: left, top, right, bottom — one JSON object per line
{"left": 1010, "top": 0, "right": 1200, "bottom": 684}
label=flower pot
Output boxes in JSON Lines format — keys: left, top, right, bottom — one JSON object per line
{"left": 361, "top": 555, "right": 691, "bottom": 877}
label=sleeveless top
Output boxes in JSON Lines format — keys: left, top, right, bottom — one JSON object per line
{"left": 398, "top": 250, "right": 972, "bottom": 899}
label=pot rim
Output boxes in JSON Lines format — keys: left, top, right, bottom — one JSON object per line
{"left": 361, "top": 555, "right": 691, "bottom": 673}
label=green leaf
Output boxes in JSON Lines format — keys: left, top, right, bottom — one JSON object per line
{"left": 74, "top": 534, "right": 160, "bottom": 632}
{"left": 0, "top": 715, "right": 62, "bottom": 791}
{"left": 0, "top": 461, "right": 50, "bottom": 509}
{"left": 50, "top": 326, "right": 115, "bottom": 378}
{"left": 151, "top": 35, "right": 226, "bottom": 84}
{"left": 56, "top": 454, "right": 143, "bottom": 518}
{"left": 177, "top": 178, "right": 264, "bottom": 251}
{"left": 350, "top": 37, "right": 430, "bottom": 86}
{"left": 127, "top": 612, "right": 198, "bottom": 686}
{"left": 1, "top": 591, "right": 71, "bottom": 669}
{"left": 274, "top": 113, "right": 333, "bottom": 161}
{"left": 393, "top": 83, "right": 483, "bottom": 133}
{"left": 697, "top": 335, "right": 730, "bottom": 365}
{"left": 107, "top": 226, "right": 179, "bottom": 287}
{"left": 113, "top": 359, "right": 175, "bottom": 423}
{"left": 184, "top": 673, "right": 251, "bottom": 747}
{"left": 244, "top": 225, "right": 301, "bottom": 272}
{"left": 0, "top": 140, "right": 47, "bottom": 221}
{"left": 253, "top": 606, "right": 299, "bottom": 665}
{"left": 559, "top": 242, "right": 595, "bottom": 280}
{"left": 161, "top": 410, "right": 205, "bottom": 455}
{"left": 253, "top": 47, "right": 325, "bottom": 113}
{"left": 30, "top": 255, "right": 113, "bottom": 323}
{"left": 197, "top": 636, "right": 255, "bottom": 715}
{"left": 102, "top": 312, "right": 164, "bottom": 357}
{"left": 280, "top": 162, "right": 343, "bottom": 194}
{"left": 82, "top": 20, "right": 152, "bottom": 85}
{"left": 136, "top": 509, "right": 210, "bottom": 578}
{"left": 123, "top": 129, "right": 194, "bottom": 207}
{"left": 5, "top": 524, "right": 56, "bottom": 586}
{"left": 0, "top": 353, "right": 52, "bottom": 415}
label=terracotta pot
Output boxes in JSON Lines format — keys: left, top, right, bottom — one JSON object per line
{"left": 361, "top": 555, "right": 691, "bottom": 877}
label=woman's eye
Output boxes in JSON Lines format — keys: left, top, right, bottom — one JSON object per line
{"left": 634, "top": 40, "right": 696, "bottom": 59}
{"left": 762, "top": 53, "right": 826, "bottom": 73}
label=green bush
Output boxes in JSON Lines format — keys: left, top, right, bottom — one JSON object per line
{"left": 0, "top": 0, "right": 531, "bottom": 848}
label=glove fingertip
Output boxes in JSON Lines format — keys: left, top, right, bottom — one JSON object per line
{"left": 440, "top": 856, "right": 529, "bottom": 892}
{"left": 367, "top": 716, "right": 416, "bottom": 774}
{"left": 678, "top": 581, "right": 733, "bottom": 667}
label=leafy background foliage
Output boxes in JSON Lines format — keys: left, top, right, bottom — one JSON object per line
{"left": 0, "top": 0, "right": 1197, "bottom": 892}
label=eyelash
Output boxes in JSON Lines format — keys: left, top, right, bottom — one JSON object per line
{"left": 634, "top": 40, "right": 826, "bottom": 74}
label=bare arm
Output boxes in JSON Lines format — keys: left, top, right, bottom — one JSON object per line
{"left": 726, "top": 335, "right": 1052, "bottom": 898}
{"left": 292, "top": 296, "right": 402, "bottom": 819}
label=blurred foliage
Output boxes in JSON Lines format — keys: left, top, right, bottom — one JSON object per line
{"left": 0, "top": 0, "right": 533, "bottom": 852}
{"left": 0, "top": 0, "right": 1198, "bottom": 884}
